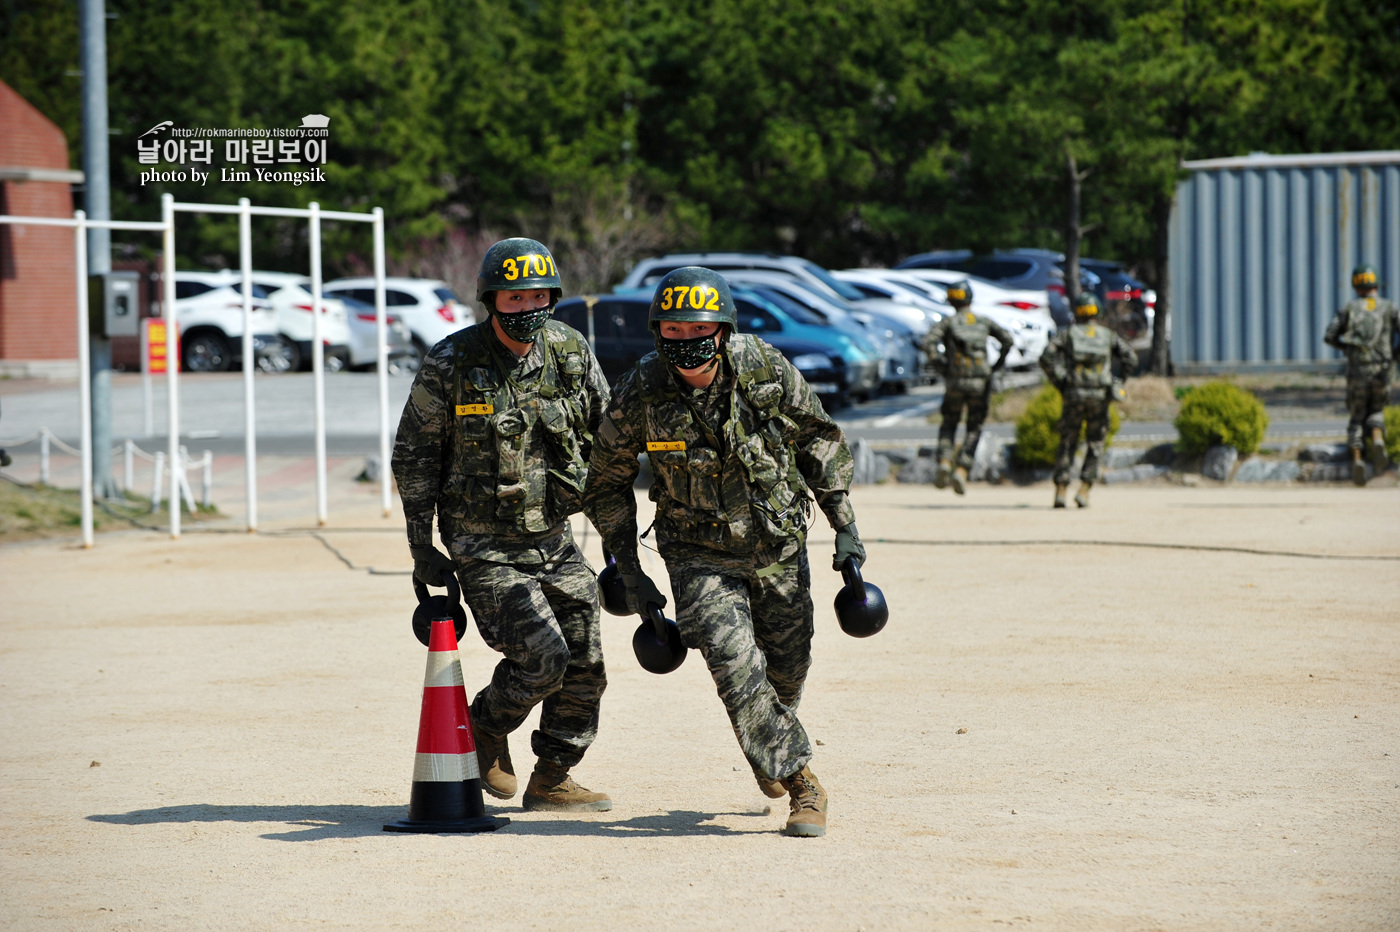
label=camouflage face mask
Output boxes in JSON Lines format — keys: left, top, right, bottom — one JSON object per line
{"left": 495, "top": 306, "right": 553, "bottom": 342}
{"left": 658, "top": 331, "right": 721, "bottom": 370}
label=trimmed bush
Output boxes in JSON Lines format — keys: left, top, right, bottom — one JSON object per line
{"left": 1385, "top": 406, "right": 1400, "bottom": 463}
{"left": 1012, "top": 385, "right": 1121, "bottom": 467}
{"left": 1173, "top": 381, "right": 1269, "bottom": 456}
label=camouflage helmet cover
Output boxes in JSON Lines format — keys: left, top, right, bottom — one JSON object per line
{"left": 1073, "top": 291, "right": 1101, "bottom": 318}
{"left": 477, "top": 237, "right": 563, "bottom": 307}
{"left": 1352, "top": 263, "right": 1379, "bottom": 290}
{"left": 648, "top": 266, "right": 738, "bottom": 330}
{"left": 945, "top": 278, "right": 973, "bottom": 307}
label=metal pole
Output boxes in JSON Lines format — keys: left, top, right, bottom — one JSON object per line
{"left": 141, "top": 320, "right": 153, "bottom": 437}
{"left": 74, "top": 211, "right": 95, "bottom": 548}
{"left": 238, "top": 197, "right": 257, "bottom": 532}
{"left": 40, "top": 428, "right": 51, "bottom": 484}
{"left": 309, "top": 201, "right": 327, "bottom": 526}
{"left": 81, "top": 0, "right": 114, "bottom": 501}
{"left": 150, "top": 451, "right": 164, "bottom": 512}
{"left": 201, "top": 450, "right": 212, "bottom": 509}
{"left": 162, "top": 193, "right": 179, "bottom": 538}
{"left": 372, "top": 207, "right": 391, "bottom": 517}
{"left": 123, "top": 438, "right": 134, "bottom": 492}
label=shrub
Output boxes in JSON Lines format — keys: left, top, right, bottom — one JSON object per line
{"left": 1385, "top": 406, "right": 1400, "bottom": 463}
{"left": 1012, "top": 385, "right": 1121, "bottom": 467}
{"left": 1173, "top": 381, "right": 1269, "bottom": 456}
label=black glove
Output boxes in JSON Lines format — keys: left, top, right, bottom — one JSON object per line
{"left": 993, "top": 353, "right": 1008, "bottom": 372}
{"left": 409, "top": 546, "right": 455, "bottom": 587}
{"left": 833, "top": 523, "right": 866, "bottom": 571}
{"left": 620, "top": 571, "right": 668, "bottom": 616}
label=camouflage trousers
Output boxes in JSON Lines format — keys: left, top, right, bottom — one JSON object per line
{"left": 661, "top": 542, "right": 815, "bottom": 783}
{"left": 1054, "top": 396, "right": 1110, "bottom": 485}
{"left": 454, "top": 543, "right": 606, "bottom": 769}
{"left": 938, "top": 385, "right": 989, "bottom": 469}
{"left": 1345, "top": 366, "right": 1392, "bottom": 449}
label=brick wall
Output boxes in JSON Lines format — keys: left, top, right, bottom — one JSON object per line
{"left": 0, "top": 79, "right": 78, "bottom": 363}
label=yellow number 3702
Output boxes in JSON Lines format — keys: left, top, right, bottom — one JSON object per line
{"left": 659, "top": 285, "right": 721, "bottom": 312}
{"left": 502, "top": 253, "right": 557, "bottom": 281}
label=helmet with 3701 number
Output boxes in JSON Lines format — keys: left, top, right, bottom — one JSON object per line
{"left": 945, "top": 279, "right": 973, "bottom": 307}
{"left": 1073, "top": 290, "right": 1101, "bottom": 319}
{"left": 476, "top": 237, "right": 563, "bottom": 310}
{"left": 1352, "top": 263, "right": 1379, "bottom": 291}
{"left": 648, "top": 267, "right": 737, "bottom": 330}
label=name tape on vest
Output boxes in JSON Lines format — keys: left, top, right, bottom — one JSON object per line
{"left": 647, "top": 440, "right": 686, "bottom": 452}
{"left": 456, "top": 404, "right": 494, "bottom": 416}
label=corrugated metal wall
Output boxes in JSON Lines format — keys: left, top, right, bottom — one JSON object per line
{"left": 1170, "top": 152, "right": 1400, "bottom": 367}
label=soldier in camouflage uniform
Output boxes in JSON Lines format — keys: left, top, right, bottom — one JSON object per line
{"left": 920, "top": 280, "right": 1013, "bottom": 494}
{"left": 582, "top": 267, "right": 865, "bottom": 838}
{"left": 1038, "top": 291, "right": 1137, "bottom": 508}
{"left": 1323, "top": 263, "right": 1399, "bottom": 485}
{"left": 392, "top": 237, "right": 614, "bottom": 813}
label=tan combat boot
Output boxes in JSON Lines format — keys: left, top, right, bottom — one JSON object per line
{"left": 1053, "top": 483, "right": 1068, "bottom": 509}
{"left": 753, "top": 766, "right": 786, "bottom": 799}
{"left": 933, "top": 459, "right": 952, "bottom": 489}
{"left": 1352, "top": 447, "right": 1367, "bottom": 487}
{"left": 522, "top": 760, "right": 613, "bottom": 812}
{"left": 474, "top": 729, "right": 517, "bottom": 799}
{"left": 780, "top": 765, "right": 828, "bottom": 837}
{"left": 1371, "top": 427, "right": 1389, "bottom": 473}
{"left": 1075, "top": 481, "right": 1092, "bottom": 508}
{"left": 950, "top": 466, "right": 969, "bottom": 496}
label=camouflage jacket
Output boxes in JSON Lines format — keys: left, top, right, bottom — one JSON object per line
{"left": 1324, "top": 297, "right": 1399, "bottom": 372}
{"left": 392, "top": 319, "right": 609, "bottom": 563}
{"left": 1039, "top": 322, "right": 1137, "bottom": 402}
{"left": 582, "top": 334, "right": 856, "bottom": 574}
{"left": 921, "top": 310, "right": 1014, "bottom": 392}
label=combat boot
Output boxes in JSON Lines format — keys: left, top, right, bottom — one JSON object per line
{"left": 474, "top": 729, "right": 517, "bottom": 799}
{"left": 933, "top": 459, "right": 952, "bottom": 489}
{"left": 1074, "top": 481, "right": 1092, "bottom": 508}
{"left": 1053, "top": 483, "right": 1068, "bottom": 509}
{"left": 1371, "top": 427, "right": 1389, "bottom": 473}
{"left": 753, "top": 766, "right": 786, "bottom": 799}
{"left": 950, "top": 466, "right": 968, "bottom": 496}
{"left": 1351, "top": 447, "right": 1367, "bottom": 487}
{"left": 522, "top": 760, "right": 613, "bottom": 812}
{"left": 780, "top": 765, "right": 828, "bottom": 837}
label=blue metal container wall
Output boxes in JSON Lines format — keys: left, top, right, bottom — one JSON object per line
{"left": 1170, "top": 154, "right": 1400, "bottom": 365}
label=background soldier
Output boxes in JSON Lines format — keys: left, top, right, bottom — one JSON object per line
{"left": 392, "top": 237, "right": 614, "bottom": 812}
{"left": 1039, "top": 291, "right": 1137, "bottom": 508}
{"left": 1324, "top": 263, "right": 1399, "bottom": 485}
{"left": 582, "top": 267, "right": 864, "bottom": 839}
{"left": 920, "top": 280, "right": 1013, "bottom": 493}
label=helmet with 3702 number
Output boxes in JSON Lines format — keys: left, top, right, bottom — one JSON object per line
{"left": 1352, "top": 263, "right": 1379, "bottom": 291}
{"left": 476, "top": 237, "right": 563, "bottom": 310}
{"left": 648, "top": 267, "right": 737, "bottom": 330}
{"left": 1073, "top": 291, "right": 1101, "bottom": 319}
{"left": 945, "top": 279, "right": 973, "bottom": 307}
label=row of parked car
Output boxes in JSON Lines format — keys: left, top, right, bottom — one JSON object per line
{"left": 169, "top": 271, "right": 476, "bottom": 374}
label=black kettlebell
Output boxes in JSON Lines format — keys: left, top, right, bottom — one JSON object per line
{"left": 833, "top": 556, "right": 888, "bottom": 638}
{"left": 412, "top": 573, "right": 469, "bottom": 647}
{"left": 632, "top": 603, "right": 687, "bottom": 675}
{"left": 597, "top": 550, "right": 631, "bottom": 617}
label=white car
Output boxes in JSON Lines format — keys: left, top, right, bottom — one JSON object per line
{"left": 250, "top": 271, "right": 353, "bottom": 372}
{"left": 172, "top": 272, "right": 285, "bottom": 373}
{"left": 322, "top": 277, "right": 472, "bottom": 356}
{"left": 333, "top": 292, "right": 419, "bottom": 374}
{"left": 893, "top": 268, "right": 1054, "bottom": 326}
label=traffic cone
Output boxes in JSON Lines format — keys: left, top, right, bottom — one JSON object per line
{"left": 383, "top": 619, "right": 509, "bottom": 834}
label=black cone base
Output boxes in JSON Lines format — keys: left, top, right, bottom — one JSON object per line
{"left": 383, "top": 779, "right": 510, "bottom": 834}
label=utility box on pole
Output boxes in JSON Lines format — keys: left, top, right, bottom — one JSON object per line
{"left": 88, "top": 271, "right": 140, "bottom": 338}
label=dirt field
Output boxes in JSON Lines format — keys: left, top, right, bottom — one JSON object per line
{"left": 2, "top": 483, "right": 1398, "bottom": 931}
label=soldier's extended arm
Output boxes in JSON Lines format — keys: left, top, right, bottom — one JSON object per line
{"left": 1039, "top": 334, "right": 1067, "bottom": 386}
{"left": 391, "top": 345, "right": 451, "bottom": 549}
{"left": 773, "top": 347, "right": 856, "bottom": 530}
{"left": 578, "top": 341, "right": 612, "bottom": 463}
{"left": 920, "top": 317, "right": 949, "bottom": 374}
{"left": 989, "top": 319, "right": 1015, "bottom": 370}
{"left": 1111, "top": 332, "right": 1139, "bottom": 377}
{"left": 1322, "top": 307, "right": 1347, "bottom": 350}
{"left": 582, "top": 369, "right": 645, "bottom": 572}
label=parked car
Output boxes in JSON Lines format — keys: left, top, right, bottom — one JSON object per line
{"left": 889, "top": 267, "right": 1051, "bottom": 319}
{"left": 249, "top": 271, "right": 352, "bottom": 372}
{"left": 172, "top": 272, "right": 285, "bottom": 373}
{"left": 334, "top": 294, "right": 419, "bottom": 374}
{"left": 552, "top": 292, "right": 879, "bottom": 408}
{"left": 322, "top": 277, "right": 471, "bottom": 357}
{"left": 721, "top": 270, "right": 923, "bottom": 392}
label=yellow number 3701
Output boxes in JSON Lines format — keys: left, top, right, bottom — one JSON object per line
{"left": 659, "top": 285, "right": 721, "bottom": 312}
{"left": 502, "top": 253, "right": 557, "bottom": 281}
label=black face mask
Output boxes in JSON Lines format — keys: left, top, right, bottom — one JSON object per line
{"left": 495, "top": 306, "right": 553, "bottom": 342}
{"left": 658, "top": 331, "right": 721, "bottom": 370}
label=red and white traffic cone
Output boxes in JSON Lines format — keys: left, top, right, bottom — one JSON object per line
{"left": 384, "top": 618, "right": 508, "bottom": 834}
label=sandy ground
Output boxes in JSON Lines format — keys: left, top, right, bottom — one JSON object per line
{"left": 2, "top": 482, "right": 1398, "bottom": 931}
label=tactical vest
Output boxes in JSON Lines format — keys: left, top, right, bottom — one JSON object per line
{"left": 635, "top": 334, "right": 808, "bottom": 554}
{"left": 1340, "top": 298, "right": 1395, "bottom": 366}
{"left": 945, "top": 311, "right": 993, "bottom": 389}
{"left": 443, "top": 320, "right": 592, "bottom": 534}
{"left": 1065, "top": 323, "right": 1113, "bottom": 399}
